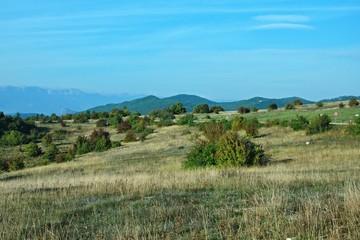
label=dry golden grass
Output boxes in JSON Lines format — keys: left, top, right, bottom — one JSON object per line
{"left": 1, "top": 124, "right": 360, "bottom": 239}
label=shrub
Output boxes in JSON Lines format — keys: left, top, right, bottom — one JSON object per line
{"left": 231, "top": 117, "right": 246, "bottom": 132}
{"left": 238, "top": 107, "right": 250, "bottom": 114}
{"left": 89, "top": 128, "right": 112, "bottom": 152}
{"left": 290, "top": 115, "right": 309, "bottom": 131}
{"left": 251, "top": 107, "right": 259, "bottom": 112}
{"left": 53, "top": 129, "right": 68, "bottom": 140}
{"left": 216, "top": 133, "right": 268, "bottom": 167}
{"left": 202, "top": 122, "right": 226, "bottom": 143}
{"left": 349, "top": 98, "right": 359, "bottom": 107}
{"left": 157, "top": 119, "right": 173, "bottom": 127}
{"left": 73, "top": 113, "right": 89, "bottom": 123}
{"left": 243, "top": 118, "right": 260, "bottom": 137}
{"left": 268, "top": 103, "right": 278, "bottom": 111}
{"left": 339, "top": 102, "right": 345, "bottom": 108}
{"left": 184, "top": 141, "right": 217, "bottom": 168}
{"left": 193, "top": 104, "right": 210, "bottom": 114}
{"left": 294, "top": 99, "right": 303, "bottom": 106}
{"left": 124, "top": 130, "right": 137, "bottom": 142}
{"left": 0, "top": 131, "right": 28, "bottom": 146}
{"left": 285, "top": 102, "right": 295, "bottom": 110}
{"left": 210, "top": 106, "right": 224, "bottom": 114}
{"left": 44, "top": 144, "right": 60, "bottom": 162}
{"left": 306, "top": 114, "right": 331, "bottom": 135}
{"left": 25, "top": 142, "right": 43, "bottom": 157}
{"left": 74, "top": 136, "right": 93, "bottom": 155}
{"left": 169, "top": 103, "right": 187, "bottom": 114}
{"left": 346, "top": 117, "right": 360, "bottom": 135}
{"left": 177, "top": 114, "right": 196, "bottom": 126}
{"left": 117, "top": 120, "right": 132, "bottom": 133}
{"left": 8, "top": 157, "right": 25, "bottom": 171}
{"left": 42, "top": 133, "right": 53, "bottom": 146}
{"left": 132, "top": 118, "right": 148, "bottom": 133}
{"left": 316, "top": 102, "right": 324, "bottom": 108}
{"left": 96, "top": 119, "right": 108, "bottom": 127}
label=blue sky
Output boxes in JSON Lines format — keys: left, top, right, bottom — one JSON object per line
{"left": 1, "top": 0, "right": 359, "bottom": 101}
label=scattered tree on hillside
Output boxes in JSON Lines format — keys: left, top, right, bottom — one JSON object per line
{"left": 349, "top": 98, "right": 359, "bottom": 107}
{"left": 238, "top": 106, "right": 250, "bottom": 114}
{"left": 294, "top": 99, "right": 303, "bottom": 106}
{"left": 268, "top": 103, "right": 278, "bottom": 111}
{"left": 316, "top": 102, "right": 324, "bottom": 108}
{"left": 193, "top": 104, "right": 210, "bottom": 114}
{"left": 210, "top": 106, "right": 224, "bottom": 114}
{"left": 169, "top": 103, "right": 187, "bottom": 114}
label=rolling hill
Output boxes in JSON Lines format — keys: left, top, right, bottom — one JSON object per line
{"left": 88, "top": 95, "right": 314, "bottom": 114}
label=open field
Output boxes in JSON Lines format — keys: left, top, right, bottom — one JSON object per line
{"left": 1, "top": 112, "right": 360, "bottom": 239}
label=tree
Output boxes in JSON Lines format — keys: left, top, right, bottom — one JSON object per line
{"left": 169, "top": 103, "right": 187, "bottom": 114}
{"left": 193, "top": 104, "right": 210, "bottom": 114}
{"left": 316, "top": 102, "right": 324, "bottom": 108}
{"left": 306, "top": 114, "right": 331, "bottom": 135}
{"left": 339, "top": 102, "right": 345, "bottom": 108}
{"left": 238, "top": 106, "right": 250, "bottom": 114}
{"left": 268, "top": 103, "right": 278, "bottom": 111}
{"left": 210, "top": 106, "right": 224, "bottom": 114}
{"left": 285, "top": 102, "right": 295, "bottom": 110}
{"left": 294, "top": 99, "right": 303, "bottom": 106}
{"left": 349, "top": 98, "right": 359, "bottom": 107}
{"left": 25, "top": 142, "right": 43, "bottom": 157}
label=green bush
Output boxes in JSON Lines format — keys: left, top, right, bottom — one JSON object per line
{"left": 251, "top": 107, "right": 259, "bottom": 112}
{"left": 117, "top": 120, "right": 132, "bottom": 133}
{"left": 339, "top": 102, "right": 345, "bottom": 108}
{"left": 0, "top": 131, "right": 28, "bottom": 146}
{"left": 238, "top": 107, "right": 250, "bottom": 114}
{"left": 96, "top": 119, "right": 108, "bottom": 127}
{"left": 89, "top": 128, "right": 112, "bottom": 152}
{"left": 41, "top": 133, "right": 53, "bottom": 146}
{"left": 268, "top": 103, "right": 278, "bottom": 111}
{"left": 285, "top": 102, "right": 295, "bottom": 110}
{"left": 124, "top": 130, "right": 137, "bottom": 142}
{"left": 294, "top": 99, "right": 303, "bottom": 106}
{"left": 349, "top": 98, "right": 359, "bottom": 107}
{"left": 243, "top": 118, "right": 260, "bottom": 137}
{"left": 346, "top": 117, "right": 360, "bottom": 135}
{"left": 290, "top": 115, "right": 309, "bottom": 131}
{"left": 316, "top": 102, "right": 324, "bottom": 108}
{"left": 169, "top": 103, "right": 187, "bottom": 114}
{"left": 216, "top": 133, "right": 268, "bottom": 167}
{"left": 74, "top": 136, "right": 93, "bottom": 155}
{"left": 177, "top": 114, "right": 196, "bottom": 126}
{"left": 231, "top": 117, "right": 245, "bottom": 132}
{"left": 202, "top": 122, "right": 226, "bottom": 143}
{"left": 193, "top": 104, "right": 210, "bottom": 114}
{"left": 25, "top": 142, "right": 43, "bottom": 157}
{"left": 184, "top": 141, "right": 217, "bottom": 168}
{"left": 306, "top": 114, "right": 331, "bottom": 135}
{"left": 210, "top": 106, "right": 224, "bottom": 114}
{"left": 44, "top": 144, "right": 60, "bottom": 162}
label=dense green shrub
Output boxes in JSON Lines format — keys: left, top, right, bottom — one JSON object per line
{"left": 42, "top": 133, "right": 53, "bottom": 146}
{"left": 349, "top": 98, "right": 359, "bottom": 107}
{"left": 216, "top": 133, "right": 268, "bottom": 167}
{"left": 44, "top": 144, "right": 60, "bottom": 162}
{"left": 8, "top": 157, "right": 25, "bottom": 171}
{"left": 346, "top": 117, "right": 360, "bottom": 135}
{"left": 210, "top": 106, "right": 224, "bottom": 114}
{"left": 251, "top": 107, "right": 259, "bottom": 112}
{"left": 73, "top": 113, "right": 89, "bottom": 123}
{"left": 89, "top": 128, "right": 112, "bottom": 152}
{"left": 25, "top": 142, "right": 43, "bottom": 157}
{"left": 231, "top": 117, "right": 245, "bottom": 132}
{"left": 184, "top": 141, "right": 217, "bottom": 168}
{"left": 74, "top": 136, "right": 93, "bottom": 155}
{"left": 193, "top": 104, "right": 210, "bottom": 114}
{"left": 243, "top": 118, "right": 260, "bottom": 137}
{"left": 290, "top": 115, "right": 309, "bottom": 131}
{"left": 0, "top": 131, "right": 28, "bottom": 146}
{"left": 177, "top": 114, "right": 196, "bottom": 126}
{"left": 316, "top": 102, "right": 324, "bottom": 108}
{"left": 306, "top": 114, "right": 331, "bottom": 135}
{"left": 169, "top": 103, "right": 187, "bottom": 114}
{"left": 268, "top": 103, "right": 278, "bottom": 111}
{"left": 285, "top": 102, "right": 295, "bottom": 110}
{"left": 294, "top": 99, "right": 303, "bottom": 106}
{"left": 157, "top": 119, "right": 174, "bottom": 127}
{"left": 339, "top": 102, "right": 345, "bottom": 108}
{"left": 238, "top": 107, "right": 250, "bottom": 114}
{"left": 202, "top": 122, "right": 226, "bottom": 143}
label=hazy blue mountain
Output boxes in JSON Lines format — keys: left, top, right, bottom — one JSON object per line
{"left": 89, "top": 95, "right": 314, "bottom": 114}
{"left": 0, "top": 86, "right": 143, "bottom": 115}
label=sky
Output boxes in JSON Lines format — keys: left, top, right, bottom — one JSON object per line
{"left": 0, "top": 0, "right": 360, "bottom": 101}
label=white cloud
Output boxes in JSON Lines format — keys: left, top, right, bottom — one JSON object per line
{"left": 250, "top": 23, "right": 315, "bottom": 30}
{"left": 254, "top": 14, "right": 310, "bottom": 23}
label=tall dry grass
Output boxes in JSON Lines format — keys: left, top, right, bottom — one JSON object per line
{"left": 1, "top": 125, "right": 360, "bottom": 239}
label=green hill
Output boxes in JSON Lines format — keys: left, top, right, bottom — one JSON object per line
{"left": 88, "top": 95, "right": 314, "bottom": 114}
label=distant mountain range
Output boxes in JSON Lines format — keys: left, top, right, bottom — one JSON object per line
{"left": 1, "top": 86, "right": 358, "bottom": 116}
{"left": 0, "top": 86, "right": 143, "bottom": 115}
{"left": 88, "top": 94, "right": 314, "bottom": 114}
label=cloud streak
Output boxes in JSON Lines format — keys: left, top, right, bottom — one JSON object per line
{"left": 250, "top": 23, "right": 315, "bottom": 30}
{"left": 254, "top": 14, "right": 310, "bottom": 22}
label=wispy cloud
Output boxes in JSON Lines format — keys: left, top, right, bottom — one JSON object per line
{"left": 250, "top": 23, "right": 315, "bottom": 30}
{"left": 254, "top": 14, "right": 310, "bottom": 22}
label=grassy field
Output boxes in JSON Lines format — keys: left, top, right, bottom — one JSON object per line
{"left": 1, "top": 108, "right": 360, "bottom": 239}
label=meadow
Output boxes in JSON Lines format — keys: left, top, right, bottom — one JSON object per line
{"left": 1, "top": 105, "right": 360, "bottom": 239}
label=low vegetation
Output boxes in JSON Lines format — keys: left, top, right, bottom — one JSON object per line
{"left": 1, "top": 101, "right": 360, "bottom": 239}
